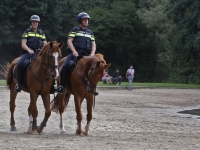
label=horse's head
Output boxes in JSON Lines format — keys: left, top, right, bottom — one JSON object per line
{"left": 38, "top": 41, "right": 63, "bottom": 79}
{"left": 88, "top": 58, "right": 111, "bottom": 83}
{"left": 83, "top": 54, "right": 111, "bottom": 88}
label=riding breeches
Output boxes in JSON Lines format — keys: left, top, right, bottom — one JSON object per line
{"left": 16, "top": 52, "right": 32, "bottom": 71}
{"left": 62, "top": 50, "right": 89, "bottom": 70}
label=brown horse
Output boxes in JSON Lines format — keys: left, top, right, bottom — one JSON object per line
{"left": 51, "top": 54, "right": 110, "bottom": 135}
{"left": 4, "top": 41, "right": 63, "bottom": 134}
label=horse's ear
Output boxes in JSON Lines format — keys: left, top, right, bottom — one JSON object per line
{"left": 96, "top": 61, "right": 101, "bottom": 67}
{"left": 50, "top": 41, "right": 53, "bottom": 48}
{"left": 58, "top": 42, "right": 64, "bottom": 48}
{"left": 105, "top": 63, "right": 111, "bottom": 69}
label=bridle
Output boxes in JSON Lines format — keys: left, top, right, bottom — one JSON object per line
{"left": 75, "top": 58, "right": 99, "bottom": 95}
{"left": 29, "top": 47, "right": 59, "bottom": 96}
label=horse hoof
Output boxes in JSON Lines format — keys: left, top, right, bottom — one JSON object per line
{"left": 78, "top": 133, "right": 84, "bottom": 136}
{"left": 60, "top": 130, "right": 65, "bottom": 134}
{"left": 76, "top": 130, "right": 84, "bottom": 136}
{"left": 32, "top": 129, "right": 38, "bottom": 134}
{"left": 38, "top": 131, "right": 44, "bottom": 135}
{"left": 83, "top": 131, "right": 89, "bottom": 136}
{"left": 37, "top": 126, "right": 44, "bottom": 134}
{"left": 10, "top": 126, "right": 17, "bottom": 131}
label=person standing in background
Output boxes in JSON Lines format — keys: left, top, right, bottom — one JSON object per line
{"left": 126, "top": 65, "right": 135, "bottom": 91}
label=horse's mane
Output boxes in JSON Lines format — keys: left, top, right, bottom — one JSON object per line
{"left": 38, "top": 41, "right": 58, "bottom": 56}
{"left": 95, "top": 53, "right": 106, "bottom": 64}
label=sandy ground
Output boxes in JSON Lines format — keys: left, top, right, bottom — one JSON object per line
{"left": 0, "top": 87, "right": 200, "bottom": 150}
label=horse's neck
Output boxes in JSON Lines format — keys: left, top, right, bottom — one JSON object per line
{"left": 32, "top": 54, "right": 47, "bottom": 73}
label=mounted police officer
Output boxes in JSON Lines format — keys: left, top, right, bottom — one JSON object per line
{"left": 15, "top": 15, "right": 47, "bottom": 92}
{"left": 57, "top": 12, "right": 98, "bottom": 95}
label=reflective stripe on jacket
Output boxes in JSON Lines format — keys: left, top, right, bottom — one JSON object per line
{"left": 22, "top": 28, "right": 46, "bottom": 50}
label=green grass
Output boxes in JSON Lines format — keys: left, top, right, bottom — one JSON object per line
{"left": 97, "top": 81, "right": 200, "bottom": 89}
{"left": 0, "top": 79, "right": 200, "bottom": 89}
{"left": 0, "top": 80, "right": 6, "bottom": 86}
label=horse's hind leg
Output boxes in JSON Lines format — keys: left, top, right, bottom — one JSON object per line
{"left": 9, "top": 87, "right": 18, "bottom": 131}
{"left": 59, "top": 93, "right": 68, "bottom": 134}
{"left": 84, "top": 97, "right": 93, "bottom": 136}
{"left": 74, "top": 96, "right": 83, "bottom": 135}
{"left": 59, "top": 113, "right": 65, "bottom": 134}
{"left": 37, "top": 94, "right": 51, "bottom": 134}
{"left": 28, "top": 93, "right": 38, "bottom": 134}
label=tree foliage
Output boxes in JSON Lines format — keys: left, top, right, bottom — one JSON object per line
{"left": 0, "top": 0, "right": 199, "bottom": 84}
{"left": 167, "top": 0, "right": 200, "bottom": 84}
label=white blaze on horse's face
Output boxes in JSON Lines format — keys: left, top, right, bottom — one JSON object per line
{"left": 53, "top": 52, "right": 59, "bottom": 79}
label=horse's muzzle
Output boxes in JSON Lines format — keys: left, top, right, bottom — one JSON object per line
{"left": 51, "top": 69, "right": 59, "bottom": 79}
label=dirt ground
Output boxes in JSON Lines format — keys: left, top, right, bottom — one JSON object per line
{"left": 0, "top": 87, "right": 200, "bottom": 150}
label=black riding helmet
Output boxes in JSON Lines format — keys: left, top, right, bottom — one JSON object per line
{"left": 77, "top": 12, "right": 90, "bottom": 24}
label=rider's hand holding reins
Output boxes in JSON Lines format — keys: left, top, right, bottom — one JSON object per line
{"left": 22, "top": 39, "right": 34, "bottom": 54}
{"left": 68, "top": 38, "right": 79, "bottom": 57}
{"left": 73, "top": 51, "right": 79, "bottom": 57}
{"left": 28, "top": 49, "right": 34, "bottom": 54}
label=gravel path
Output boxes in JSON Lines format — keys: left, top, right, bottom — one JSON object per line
{"left": 0, "top": 88, "right": 200, "bottom": 150}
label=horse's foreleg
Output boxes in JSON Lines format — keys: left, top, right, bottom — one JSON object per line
{"left": 29, "top": 93, "right": 38, "bottom": 134}
{"left": 37, "top": 94, "right": 51, "bottom": 134}
{"left": 74, "top": 97, "right": 83, "bottom": 135}
{"left": 60, "top": 113, "right": 65, "bottom": 134}
{"left": 9, "top": 89, "right": 17, "bottom": 131}
{"left": 27, "top": 112, "right": 33, "bottom": 134}
{"left": 84, "top": 97, "right": 93, "bottom": 135}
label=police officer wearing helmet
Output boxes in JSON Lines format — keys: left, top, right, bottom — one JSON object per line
{"left": 57, "top": 12, "right": 98, "bottom": 95}
{"left": 15, "top": 15, "right": 47, "bottom": 92}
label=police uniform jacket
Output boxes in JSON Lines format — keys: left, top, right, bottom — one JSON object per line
{"left": 68, "top": 26, "right": 95, "bottom": 54}
{"left": 22, "top": 28, "right": 46, "bottom": 53}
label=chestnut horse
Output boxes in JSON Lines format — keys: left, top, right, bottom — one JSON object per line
{"left": 51, "top": 54, "right": 110, "bottom": 135}
{"left": 4, "top": 41, "right": 63, "bottom": 134}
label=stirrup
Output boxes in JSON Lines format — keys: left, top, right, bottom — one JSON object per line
{"left": 15, "top": 84, "right": 21, "bottom": 92}
{"left": 94, "top": 91, "right": 99, "bottom": 96}
{"left": 57, "top": 86, "right": 64, "bottom": 94}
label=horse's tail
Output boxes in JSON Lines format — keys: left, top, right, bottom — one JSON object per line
{"left": 0, "top": 62, "right": 14, "bottom": 89}
{"left": 50, "top": 92, "right": 71, "bottom": 114}
{"left": 0, "top": 58, "right": 19, "bottom": 89}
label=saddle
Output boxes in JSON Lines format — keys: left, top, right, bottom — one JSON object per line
{"left": 64, "top": 56, "right": 83, "bottom": 89}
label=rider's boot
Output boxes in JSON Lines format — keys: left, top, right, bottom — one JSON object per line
{"left": 57, "top": 68, "right": 67, "bottom": 94}
{"left": 94, "top": 91, "right": 99, "bottom": 96}
{"left": 15, "top": 68, "right": 22, "bottom": 92}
